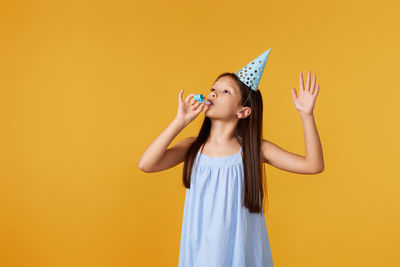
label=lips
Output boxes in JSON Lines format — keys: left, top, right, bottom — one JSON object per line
{"left": 207, "top": 99, "right": 214, "bottom": 105}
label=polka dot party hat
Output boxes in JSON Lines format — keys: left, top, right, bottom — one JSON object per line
{"left": 235, "top": 48, "right": 271, "bottom": 91}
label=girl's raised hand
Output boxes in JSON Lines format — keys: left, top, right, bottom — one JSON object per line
{"left": 291, "top": 71, "right": 320, "bottom": 116}
{"left": 175, "top": 89, "right": 206, "bottom": 125}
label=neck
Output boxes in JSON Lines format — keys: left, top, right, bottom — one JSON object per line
{"left": 207, "top": 119, "right": 239, "bottom": 145}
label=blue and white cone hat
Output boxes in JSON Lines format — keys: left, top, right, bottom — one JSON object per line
{"left": 235, "top": 48, "right": 271, "bottom": 91}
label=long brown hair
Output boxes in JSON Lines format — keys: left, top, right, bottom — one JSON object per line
{"left": 182, "top": 72, "right": 268, "bottom": 215}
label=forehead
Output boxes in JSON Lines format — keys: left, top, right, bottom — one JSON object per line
{"left": 213, "top": 76, "right": 240, "bottom": 93}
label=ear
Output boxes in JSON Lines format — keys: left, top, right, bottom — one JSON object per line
{"left": 237, "top": 107, "right": 252, "bottom": 119}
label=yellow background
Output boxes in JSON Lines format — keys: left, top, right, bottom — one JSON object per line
{"left": 1, "top": 0, "right": 399, "bottom": 266}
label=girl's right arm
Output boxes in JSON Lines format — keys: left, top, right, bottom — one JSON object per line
{"left": 138, "top": 89, "right": 206, "bottom": 173}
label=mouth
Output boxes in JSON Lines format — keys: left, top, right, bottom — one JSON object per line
{"left": 207, "top": 99, "right": 214, "bottom": 105}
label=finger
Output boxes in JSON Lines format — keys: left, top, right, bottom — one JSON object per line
{"left": 310, "top": 74, "right": 316, "bottom": 94}
{"left": 192, "top": 101, "right": 201, "bottom": 110}
{"left": 185, "top": 93, "right": 196, "bottom": 103}
{"left": 299, "top": 72, "right": 304, "bottom": 92}
{"left": 313, "top": 83, "right": 320, "bottom": 97}
{"left": 291, "top": 88, "right": 297, "bottom": 104}
{"left": 306, "top": 71, "right": 311, "bottom": 92}
{"left": 292, "top": 88, "right": 297, "bottom": 98}
{"left": 179, "top": 89, "right": 184, "bottom": 103}
{"left": 195, "top": 103, "right": 205, "bottom": 112}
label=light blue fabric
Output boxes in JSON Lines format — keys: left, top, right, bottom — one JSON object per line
{"left": 179, "top": 146, "right": 274, "bottom": 267}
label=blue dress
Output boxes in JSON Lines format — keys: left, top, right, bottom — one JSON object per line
{"left": 179, "top": 146, "right": 274, "bottom": 267}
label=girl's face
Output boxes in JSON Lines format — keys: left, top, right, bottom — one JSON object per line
{"left": 204, "top": 76, "right": 251, "bottom": 120}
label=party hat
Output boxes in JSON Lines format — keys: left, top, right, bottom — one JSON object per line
{"left": 235, "top": 48, "right": 271, "bottom": 91}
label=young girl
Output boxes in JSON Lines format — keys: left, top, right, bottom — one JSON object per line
{"left": 138, "top": 50, "right": 324, "bottom": 267}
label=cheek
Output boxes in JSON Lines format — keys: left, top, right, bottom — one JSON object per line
{"left": 226, "top": 99, "right": 240, "bottom": 110}
{"left": 220, "top": 103, "right": 238, "bottom": 115}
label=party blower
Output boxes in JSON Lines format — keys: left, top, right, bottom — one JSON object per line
{"left": 193, "top": 94, "right": 212, "bottom": 105}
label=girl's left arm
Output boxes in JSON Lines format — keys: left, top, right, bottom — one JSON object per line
{"left": 261, "top": 71, "right": 324, "bottom": 174}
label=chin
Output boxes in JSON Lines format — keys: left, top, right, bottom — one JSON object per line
{"left": 204, "top": 109, "right": 214, "bottom": 119}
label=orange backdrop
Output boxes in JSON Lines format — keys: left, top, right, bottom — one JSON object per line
{"left": 1, "top": 0, "right": 399, "bottom": 266}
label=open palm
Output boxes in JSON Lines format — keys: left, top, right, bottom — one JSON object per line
{"left": 291, "top": 71, "right": 320, "bottom": 116}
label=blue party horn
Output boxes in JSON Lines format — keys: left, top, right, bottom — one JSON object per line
{"left": 193, "top": 94, "right": 211, "bottom": 105}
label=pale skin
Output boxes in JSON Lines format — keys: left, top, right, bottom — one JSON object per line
{"left": 138, "top": 71, "right": 324, "bottom": 174}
